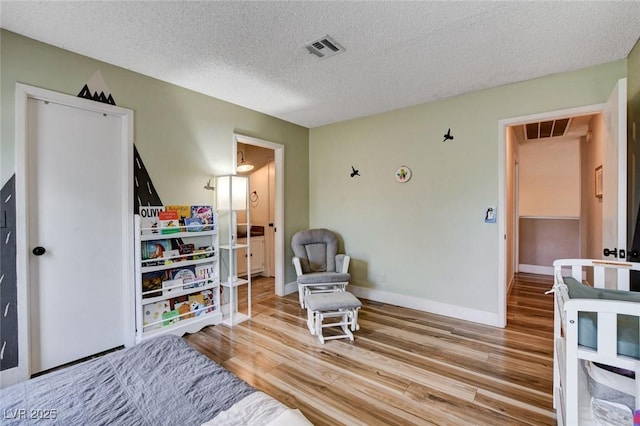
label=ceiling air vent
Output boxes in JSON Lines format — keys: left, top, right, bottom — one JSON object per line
{"left": 304, "top": 35, "right": 345, "bottom": 59}
{"left": 525, "top": 118, "right": 570, "bottom": 140}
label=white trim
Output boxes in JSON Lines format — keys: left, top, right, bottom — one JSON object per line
{"left": 349, "top": 285, "right": 501, "bottom": 327}
{"left": 518, "top": 264, "right": 554, "bottom": 276}
{"left": 14, "top": 83, "right": 134, "bottom": 381}
{"left": 519, "top": 216, "right": 580, "bottom": 220}
{"left": 284, "top": 280, "right": 298, "bottom": 295}
{"left": 498, "top": 103, "right": 605, "bottom": 329}
{"left": 233, "top": 134, "right": 286, "bottom": 296}
{"left": 518, "top": 264, "right": 587, "bottom": 280}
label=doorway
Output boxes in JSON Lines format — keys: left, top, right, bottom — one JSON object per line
{"left": 498, "top": 103, "right": 606, "bottom": 327}
{"left": 514, "top": 114, "right": 599, "bottom": 274}
{"left": 234, "top": 134, "right": 285, "bottom": 296}
{"left": 15, "top": 84, "right": 134, "bottom": 380}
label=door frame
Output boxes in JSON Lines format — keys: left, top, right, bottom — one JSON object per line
{"left": 498, "top": 102, "right": 604, "bottom": 327}
{"left": 14, "top": 83, "right": 134, "bottom": 381}
{"left": 233, "top": 134, "right": 285, "bottom": 296}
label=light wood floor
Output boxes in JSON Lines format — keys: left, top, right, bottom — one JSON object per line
{"left": 184, "top": 273, "right": 556, "bottom": 425}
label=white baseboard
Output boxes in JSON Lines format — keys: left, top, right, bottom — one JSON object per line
{"left": 348, "top": 285, "right": 502, "bottom": 328}
{"left": 283, "top": 282, "right": 502, "bottom": 327}
{"left": 518, "top": 264, "right": 554, "bottom": 276}
{"left": 284, "top": 281, "right": 297, "bottom": 295}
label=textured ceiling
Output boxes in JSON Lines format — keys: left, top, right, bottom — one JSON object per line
{"left": 2, "top": 1, "right": 640, "bottom": 128}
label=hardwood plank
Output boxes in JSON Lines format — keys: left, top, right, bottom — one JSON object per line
{"left": 474, "top": 387, "right": 556, "bottom": 426}
{"left": 185, "top": 273, "right": 557, "bottom": 424}
{"left": 404, "top": 381, "right": 519, "bottom": 426}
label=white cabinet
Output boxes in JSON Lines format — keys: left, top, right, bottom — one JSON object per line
{"left": 134, "top": 213, "right": 221, "bottom": 344}
{"left": 237, "top": 236, "right": 264, "bottom": 277}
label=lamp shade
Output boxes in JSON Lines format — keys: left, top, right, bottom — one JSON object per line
{"left": 237, "top": 162, "right": 254, "bottom": 173}
{"left": 215, "top": 175, "right": 248, "bottom": 210}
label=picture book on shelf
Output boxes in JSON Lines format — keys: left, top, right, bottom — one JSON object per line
{"left": 143, "top": 300, "right": 170, "bottom": 331}
{"left": 191, "top": 205, "right": 214, "bottom": 228}
{"left": 139, "top": 206, "right": 165, "bottom": 235}
{"left": 141, "top": 271, "right": 165, "bottom": 298}
{"left": 179, "top": 244, "right": 195, "bottom": 255}
{"left": 173, "top": 296, "right": 194, "bottom": 320}
{"left": 159, "top": 210, "right": 180, "bottom": 234}
{"left": 162, "top": 309, "right": 180, "bottom": 326}
{"left": 162, "top": 249, "right": 180, "bottom": 260}
{"left": 141, "top": 239, "right": 172, "bottom": 261}
{"left": 162, "top": 278, "right": 183, "bottom": 296}
{"left": 165, "top": 205, "right": 191, "bottom": 226}
{"left": 168, "top": 266, "right": 196, "bottom": 289}
{"left": 195, "top": 264, "right": 216, "bottom": 284}
{"left": 199, "top": 289, "right": 216, "bottom": 313}
{"left": 187, "top": 293, "right": 208, "bottom": 317}
{"left": 184, "top": 217, "right": 204, "bottom": 232}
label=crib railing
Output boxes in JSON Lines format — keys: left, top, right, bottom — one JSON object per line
{"left": 552, "top": 259, "right": 640, "bottom": 426}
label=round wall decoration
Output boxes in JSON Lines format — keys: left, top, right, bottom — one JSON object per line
{"left": 394, "top": 166, "right": 412, "bottom": 183}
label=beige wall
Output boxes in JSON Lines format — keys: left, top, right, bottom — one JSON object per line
{"left": 0, "top": 29, "right": 310, "bottom": 285}
{"left": 310, "top": 60, "right": 626, "bottom": 320}
{"left": 584, "top": 115, "right": 605, "bottom": 261}
{"left": 247, "top": 165, "right": 270, "bottom": 228}
{"left": 519, "top": 138, "right": 580, "bottom": 217}
{"left": 519, "top": 218, "right": 580, "bottom": 266}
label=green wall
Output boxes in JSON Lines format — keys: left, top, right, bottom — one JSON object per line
{"left": 0, "top": 30, "right": 309, "bottom": 285}
{"left": 309, "top": 60, "right": 627, "bottom": 322}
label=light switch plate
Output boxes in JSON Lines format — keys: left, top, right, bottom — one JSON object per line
{"left": 485, "top": 206, "right": 496, "bottom": 223}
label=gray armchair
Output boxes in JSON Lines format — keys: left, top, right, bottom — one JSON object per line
{"left": 291, "top": 228, "right": 351, "bottom": 309}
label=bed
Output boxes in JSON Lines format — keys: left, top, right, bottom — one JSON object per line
{"left": 0, "top": 334, "right": 312, "bottom": 425}
{"left": 551, "top": 258, "right": 640, "bottom": 425}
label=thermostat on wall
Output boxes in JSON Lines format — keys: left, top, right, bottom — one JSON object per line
{"left": 485, "top": 206, "right": 496, "bottom": 223}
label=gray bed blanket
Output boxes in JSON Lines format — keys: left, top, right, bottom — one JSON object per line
{"left": 0, "top": 335, "right": 255, "bottom": 425}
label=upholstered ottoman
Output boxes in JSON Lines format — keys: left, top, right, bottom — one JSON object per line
{"left": 305, "top": 292, "right": 362, "bottom": 344}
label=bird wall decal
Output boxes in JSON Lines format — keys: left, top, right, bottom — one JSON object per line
{"left": 350, "top": 166, "right": 360, "bottom": 177}
{"left": 203, "top": 179, "right": 215, "bottom": 191}
{"left": 443, "top": 128, "right": 454, "bottom": 142}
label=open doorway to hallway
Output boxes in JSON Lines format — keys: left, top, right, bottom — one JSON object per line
{"left": 509, "top": 113, "right": 600, "bottom": 279}
{"left": 499, "top": 104, "right": 606, "bottom": 327}
{"left": 234, "top": 134, "right": 285, "bottom": 297}
{"left": 500, "top": 79, "right": 632, "bottom": 327}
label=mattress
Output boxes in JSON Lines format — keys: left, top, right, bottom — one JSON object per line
{"left": 0, "top": 335, "right": 255, "bottom": 425}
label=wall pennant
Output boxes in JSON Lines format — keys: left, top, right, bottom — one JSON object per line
{"left": 77, "top": 70, "right": 116, "bottom": 105}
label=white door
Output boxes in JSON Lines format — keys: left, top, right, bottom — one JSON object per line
{"left": 601, "top": 78, "right": 628, "bottom": 290}
{"left": 18, "top": 86, "right": 133, "bottom": 375}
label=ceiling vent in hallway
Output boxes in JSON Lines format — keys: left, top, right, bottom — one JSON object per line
{"left": 304, "top": 35, "right": 345, "bottom": 59}
{"left": 525, "top": 118, "right": 571, "bottom": 140}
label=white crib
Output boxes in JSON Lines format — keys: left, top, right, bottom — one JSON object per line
{"left": 552, "top": 259, "right": 640, "bottom": 425}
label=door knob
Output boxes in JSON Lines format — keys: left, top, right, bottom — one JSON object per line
{"left": 32, "top": 246, "right": 46, "bottom": 256}
{"left": 603, "top": 248, "right": 617, "bottom": 257}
